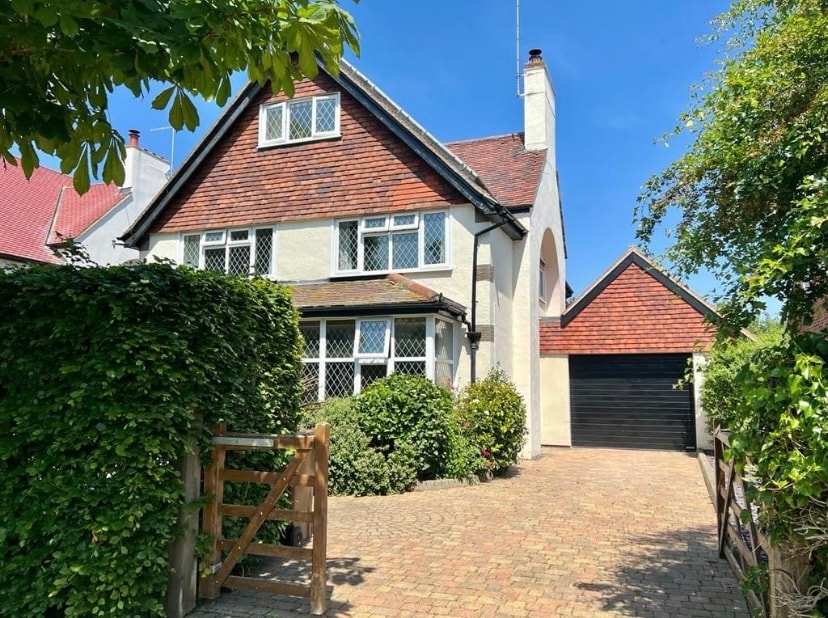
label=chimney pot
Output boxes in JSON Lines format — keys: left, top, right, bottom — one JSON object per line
{"left": 527, "top": 48, "right": 544, "bottom": 67}
{"left": 128, "top": 129, "right": 140, "bottom": 148}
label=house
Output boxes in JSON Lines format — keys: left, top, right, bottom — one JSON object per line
{"left": 121, "top": 51, "right": 717, "bottom": 453}
{"left": 0, "top": 131, "right": 169, "bottom": 267}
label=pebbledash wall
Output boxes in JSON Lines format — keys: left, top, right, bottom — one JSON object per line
{"left": 539, "top": 255, "right": 718, "bottom": 450}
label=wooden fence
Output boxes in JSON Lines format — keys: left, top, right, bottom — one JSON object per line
{"left": 199, "top": 422, "right": 330, "bottom": 615}
{"left": 714, "top": 428, "right": 811, "bottom": 618}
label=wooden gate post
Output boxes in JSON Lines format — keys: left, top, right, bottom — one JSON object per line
{"left": 199, "top": 423, "right": 227, "bottom": 600}
{"left": 165, "top": 441, "right": 201, "bottom": 617}
{"left": 768, "top": 543, "right": 811, "bottom": 618}
{"left": 310, "top": 422, "right": 330, "bottom": 616}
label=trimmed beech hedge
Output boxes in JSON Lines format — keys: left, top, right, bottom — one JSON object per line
{"left": 0, "top": 263, "right": 302, "bottom": 617}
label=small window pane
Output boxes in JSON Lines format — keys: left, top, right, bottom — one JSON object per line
{"left": 435, "top": 362, "right": 454, "bottom": 390}
{"left": 204, "top": 248, "right": 225, "bottom": 273}
{"left": 394, "top": 361, "right": 426, "bottom": 376}
{"left": 364, "top": 235, "right": 389, "bottom": 271}
{"left": 423, "top": 212, "right": 446, "bottom": 265}
{"left": 435, "top": 319, "right": 453, "bottom": 362}
{"left": 227, "top": 245, "right": 251, "bottom": 276}
{"left": 337, "top": 221, "right": 358, "bottom": 271}
{"left": 315, "top": 97, "right": 337, "bottom": 134}
{"left": 358, "top": 320, "right": 388, "bottom": 355}
{"left": 254, "top": 228, "right": 273, "bottom": 275}
{"left": 230, "top": 230, "right": 249, "bottom": 242}
{"left": 264, "top": 105, "right": 283, "bottom": 142}
{"left": 326, "top": 321, "right": 355, "bottom": 358}
{"left": 204, "top": 231, "right": 224, "bottom": 243}
{"left": 183, "top": 234, "right": 200, "bottom": 267}
{"left": 364, "top": 217, "right": 386, "bottom": 229}
{"left": 392, "top": 232, "right": 418, "bottom": 270}
{"left": 300, "top": 322, "right": 320, "bottom": 358}
{"left": 325, "top": 362, "right": 354, "bottom": 398}
{"left": 288, "top": 100, "right": 313, "bottom": 140}
{"left": 392, "top": 214, "right": 416, "bottom": 227}
{"left": 301, "top": 363, "right": 320, "bottom": 405}
{"left": 360, "top": 363, "right": 387, "bottom": 390}
{"left": 394, "top": 318, "right": 426, "bottom": 358}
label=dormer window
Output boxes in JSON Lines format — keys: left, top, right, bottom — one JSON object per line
{"left": 333, "top": 210, "right": 449, "bottom": 275}
{"left": 258, "top": 94, "right": 340, "bottom": 147}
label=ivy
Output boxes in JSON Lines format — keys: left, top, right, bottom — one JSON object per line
{"left": 0, "top": 263, "right": 302, "bottom": 616}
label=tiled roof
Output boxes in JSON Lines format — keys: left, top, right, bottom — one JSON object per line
{"left": 50, "top": 183, "right": 126, "bottom": 244}
{"left": 0, "top": 160, "right": 123, "bottom": 263}
{"left": 447, "top": 134, "right": 546, "bottom": 208}
{"left": 290, "top": 273, "right": 465, "bottom": 316}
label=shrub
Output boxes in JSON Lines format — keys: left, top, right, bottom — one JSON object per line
{"left": 454, "top": 368, "right": 527, "bottom": 474}
{"left": 354, "top": 373, "right": 454, "bottom": 480}
{"left": 303, "top": 398, "right": 392, "bottom": 496}
{"left": 698, "top": 320, "right": 786, "bottom": 432}
{"left": 0, "top": 263, "right": 302, "bottom": 617}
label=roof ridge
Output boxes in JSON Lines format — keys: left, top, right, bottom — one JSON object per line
{"left": 386, "top": 273, "right": 438, "bottom": 300}
{"left": 446, "top": 132, "right": 525, "bottom": 145}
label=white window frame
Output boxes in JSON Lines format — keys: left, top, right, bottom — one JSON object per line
{"left": 258, "top": 93, "right": 341, "bottom": 148}
{"left": 332, "top": 209, "right": 450, "bottom": 276}
{"left": 299, "top": 316, "right": 449, "bottom": 401}
{"left": 539, "top": 258, "right": 547, "bottom": 304}
{"left": 179, "top": 227, "right": 276, "bottom": 278}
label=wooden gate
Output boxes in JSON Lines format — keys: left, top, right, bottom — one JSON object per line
{"left": 714, "top": 428, "right": 769, "bottom": 616}
{"left": 199, "top": 422, "right": 330, "bottom": 615}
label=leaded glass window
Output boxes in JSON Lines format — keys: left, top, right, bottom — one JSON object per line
{"left": 181, "top": 228, "right": 275, "bottom": 276}
{"left": 334, "top": 210, "right": 448, "bottom": 275}
{"left": 357, "top": 320, "right": 389, "bottom": 356}
{"left": 423, "top": 212, "right": 446, "bottom": 265}
{"left": 258, "top": 94, "right": 340, "bottom": 147}
{"left": 326, "top": 321, "right": 355, "bottom": 358}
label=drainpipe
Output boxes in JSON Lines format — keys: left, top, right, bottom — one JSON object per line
{"left": 469, "top": 218, "right": 510, "bottom": 383}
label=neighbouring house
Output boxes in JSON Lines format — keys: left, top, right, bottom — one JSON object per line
{"left": 0, "top": 131, "right": 169, "bottom": 267}
{"left": 121, "top": 51, "right": 718, "bottom": 453}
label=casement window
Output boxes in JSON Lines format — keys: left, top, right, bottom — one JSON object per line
{"left": 298, "top": 316, "right": 453, "bottom": 403}
{"left": 334, "top": 210, "right": 448, "bottom": 275}
{"left": 258, "top": 94, "right": 340, "bottom": 147}
{"left": 181, "top": 227, "right": 275, "bottom": 276}
{"left": 539, "top": 258, "right": 547, "bottom": 303}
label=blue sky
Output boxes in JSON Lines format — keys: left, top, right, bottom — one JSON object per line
{"left": 102, "top": 0, "right": 733, "bottom": 299}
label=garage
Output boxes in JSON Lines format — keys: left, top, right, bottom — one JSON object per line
{"left": 539, "top": 248, "right": 720, "bottom": 450}
{"left": 569, "top": 353, "right": 695, "bottom": 451}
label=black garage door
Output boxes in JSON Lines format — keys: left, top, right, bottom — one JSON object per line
{"left": 570, "top": 354, "right": 695, "bottom": 451}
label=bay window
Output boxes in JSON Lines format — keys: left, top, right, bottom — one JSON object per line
{"left": 299, "top": 316, "right": 454, "bottom": 403}
{"left": 333, "top": 210, "right": 448, "bottom": 275}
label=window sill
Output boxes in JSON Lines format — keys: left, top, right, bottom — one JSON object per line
{"left": 330, "top": 265, "right": 453, "bottom": 280}
{"left": 258, "top": 133, "right": 341, "bottom": 150}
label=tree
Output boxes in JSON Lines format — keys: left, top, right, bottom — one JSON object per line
{"left": 0, "top": 0, "right": 359, "bottom": 192}
{"left": 636, "top": 0, "right": 828, "bottom": 332}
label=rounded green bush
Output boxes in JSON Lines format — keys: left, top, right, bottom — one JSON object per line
{"left": 454, "top": 368, "right": 527, "bottom": 474}
{"left": 354, "top": 373, "right": 453, "bottom": 480}
{"left": 303, "top": 398, "right": 391, "bottom": 496}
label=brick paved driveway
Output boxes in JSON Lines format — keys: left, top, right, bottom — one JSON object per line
{"left": 189, "top": 448, "right": 748, "bottom": 617}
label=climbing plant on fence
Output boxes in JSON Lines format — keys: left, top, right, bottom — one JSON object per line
{"left": 0, "top": 263, "right": 302, "bottom": 617}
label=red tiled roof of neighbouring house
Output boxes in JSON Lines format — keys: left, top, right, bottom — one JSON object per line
{"left": 290, "top": 273, "right": 466, "bottom": 317}
{"left": 447, "top": 133, "right": 546, "bottom": 208}
{"left": 50, "top": 182, "right": 126, "bottom": 244}
{"left": 0, "top": 160, "right": 123, "bottom": 263}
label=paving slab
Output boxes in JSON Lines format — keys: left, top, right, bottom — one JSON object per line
{"left": 189, "top": 448, "right": 748, "bottom": 617}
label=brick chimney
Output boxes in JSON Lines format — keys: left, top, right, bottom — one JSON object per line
{"left": 122, "top": 128, "right": 170, "bottom": 206}
{"left": 523, "top": 49, "right": 556, "bottom": 153}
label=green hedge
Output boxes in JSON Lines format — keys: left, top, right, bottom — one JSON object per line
{"left": 0, "top": 263, "right": 302, "bottom": 617}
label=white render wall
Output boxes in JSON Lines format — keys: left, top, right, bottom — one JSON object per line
{"left": 693, "top": 353, "right": 713, "bottom": 450}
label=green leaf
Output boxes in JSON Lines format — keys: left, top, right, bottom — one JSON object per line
{"left": 151, "top": 86, "right": 176, "bottom": 111}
